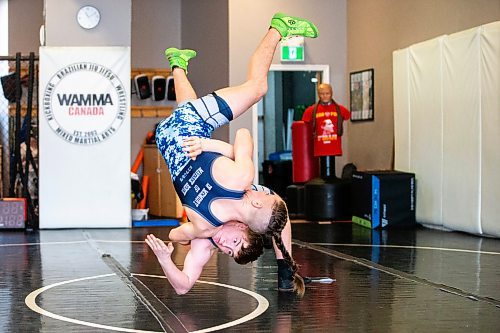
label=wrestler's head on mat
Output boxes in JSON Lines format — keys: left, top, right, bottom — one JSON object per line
{"left": 212, "top": 221, "right": 264, "bottom": 264}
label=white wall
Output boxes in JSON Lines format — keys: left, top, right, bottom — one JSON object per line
{"left": 7, "top": 1, "right": 500, "bottom": 174}
{"left": 132, "top": 0, "right": 181, "bottom": 68}
{"left": 44, "top": 0, "right": 131, "bottom": 47}
{"left": 228, "top": 1, "right": 348, "bottom": 169}
{"left": 348, "top": 0, "right": 500, "bottom": 172}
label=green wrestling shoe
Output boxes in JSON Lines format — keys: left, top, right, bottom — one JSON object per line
{"left": 270, "top": 13, "right": 319, "bottom": 39}
{"left": 164, "top": 47, "right": 197, "bottom": 73}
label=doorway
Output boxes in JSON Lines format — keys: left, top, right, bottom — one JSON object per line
{"left": 253, "top": 64, "right": 329, "bottom": 185}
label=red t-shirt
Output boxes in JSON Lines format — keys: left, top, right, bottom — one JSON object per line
{"left": 302, "top": 102, "right": 350, "bottom": 156}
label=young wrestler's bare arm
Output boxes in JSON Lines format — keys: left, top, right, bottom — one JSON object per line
{"left": 232, "top": 128, "right": 254, "bottom": 184}
{"left": 183, "top": 128, "right": 254, "bottom": 189}
{"left": 145, "top": 234, "right": 215, "bottom": 295}
{"left": 169, "top": 222, "right": 218, "bottom": 243}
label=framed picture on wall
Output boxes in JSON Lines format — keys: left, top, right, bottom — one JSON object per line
{"left": 350, "top": 68, "right": 374, "bottom": 122}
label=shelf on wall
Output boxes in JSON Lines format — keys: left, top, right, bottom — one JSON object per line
{"left": 131, "top": 68, "right": 171, "bottom": 80}
{"left": 131, "top": 105, "right": 173, "bottom": 118}
{"left": 131, "top": 68, "right": 174, "bottom": 118}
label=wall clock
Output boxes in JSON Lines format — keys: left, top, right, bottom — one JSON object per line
{"left": 77, "top": 5, "right": 101, "bottom": 30}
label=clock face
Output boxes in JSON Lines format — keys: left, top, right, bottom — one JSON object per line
{"left": 77, "top": 6, "right": 101, "bottom": 30}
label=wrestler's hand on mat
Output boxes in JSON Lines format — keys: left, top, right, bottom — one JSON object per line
{"left": 182, "top": 137, "right": 203, "bottom": 160}
{"left": 145, "top": 234, "right": 174, "bottom": 260}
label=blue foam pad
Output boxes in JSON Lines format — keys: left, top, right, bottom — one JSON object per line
{"left": 132, "top": 219, "right": 180, "bottom": 227}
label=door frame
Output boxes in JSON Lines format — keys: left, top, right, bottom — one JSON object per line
{"left": 252, "top": 64, "right": 330, "bottom": 182}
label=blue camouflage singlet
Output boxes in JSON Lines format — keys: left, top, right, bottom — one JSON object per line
{"left": 155, "top": 93, "right": 245, "bottom": 227}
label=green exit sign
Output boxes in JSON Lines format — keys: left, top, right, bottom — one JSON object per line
{"left": 281, "top": 45, "right": 304, "bottom": 61}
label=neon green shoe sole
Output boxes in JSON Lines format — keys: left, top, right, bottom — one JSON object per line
{"left": 164, "top": 48, "right": 197, "bottom": 73}
{"left": 271, "top": 13, "right": 319, "bottom": 39}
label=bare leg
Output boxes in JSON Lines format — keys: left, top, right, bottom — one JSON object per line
{"left": 215, "top": 28, "right": 282, "bottom": 119}
{"left": 172, "top": 67, "right": 197, "bottom": 104}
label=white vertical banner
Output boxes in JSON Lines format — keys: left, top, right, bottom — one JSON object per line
{"left": 39, "top": 47, "right": 131, "bottom": 228}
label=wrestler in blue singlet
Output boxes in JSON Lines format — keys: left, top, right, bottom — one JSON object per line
{"left": 155, "top": 93, "right": 245, "bottom": 227}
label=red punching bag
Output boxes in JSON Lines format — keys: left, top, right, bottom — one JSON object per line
{"left": 292, "top": 121, "right": 319, "bottom": 183}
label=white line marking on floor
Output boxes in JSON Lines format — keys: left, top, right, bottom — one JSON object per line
{"left": 313, "top": 243, "right": 500, "bottom": 255}
{"left": 25, "top": 273, "right": 269, "bottom": 333}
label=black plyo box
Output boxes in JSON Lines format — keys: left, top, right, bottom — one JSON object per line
{"left": 351, "top": 170, "right": 416, "bottom": 229}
